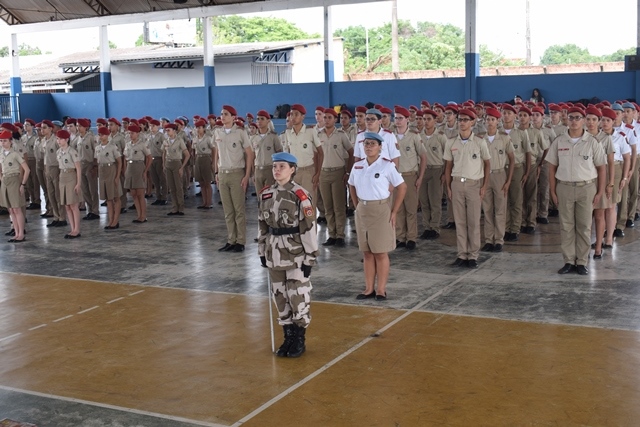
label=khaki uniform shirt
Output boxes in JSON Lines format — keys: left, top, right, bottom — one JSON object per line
{"left": 95, "top": 142, "right": 121, "bottom": 165}
{"left": 546, "top": 131, "right": 606, "bottom": 182}
{"left": 12, "top": 139, "right": 26, "bottom": 159}
{"left": 422, "top": 130, "right": 448, "bottom": 167}
{"left": 284, "top": 124, "right": 321, "bottom": 168}
{"left": 43, "top": 135, "right": 58, "bottom": 166}
{"left": 162, "top": 137, "right": 187, "bottom": 161}
{"left": 396, "top": 130, "right": 426, "bottom": 173}
{"left": 341, "top": 124, "right": 357, "bottom": 145}
{"left": 148, "top": 132, "right": 166, "bottom": 157}
{"left": 34, "top": 137, "right": 44, "bottom": 162}
{"left": 252, "top": 132, "right": 282, "bottom": 167}
{"left": 257, "top": 181, "right": 318, "bottom": 269}
{"left": 472, "top": 118, "right": 487, "bottom": 137}
{"left": 213, "top": 126, "right": 251, "bottom": 170}
{"left": 443, "top": 133, "right": 491, "bottom": 180}
{"left": 503, "top": 127, "right": 530, "bottom": 165}
{"left": 77, "top": 132, "right": 97, "bottom": 163}
{"left": 525, "top": 127, "right": 549, "bottom": 163}
{"left": 124, "top": 140, "right": 151, "bottom": 161}
{"left": 193, "top": 134, "right": 214, "bottom": 156}
{"left": 109, "top": 132, "right": 126, "bottom": 153}
{"left": 552, "top": 123, "right": 568, "bottom": 138}
{"left": 22, "top": 134, "right": 37, "bottom": 159}
{"left": 443, "top": 124, "right": 459, "bottom": 140}
{"left": 56, "top": 147, "right": 80, "bottom": 170}
{"left": 319, "top": 128, "right": 351, "bottom": 168}
{"left": 485, "top": 132, "right": 515, "bottom": 170}
{"left": 0, "top": 149, "right": 24, "bottom": 175}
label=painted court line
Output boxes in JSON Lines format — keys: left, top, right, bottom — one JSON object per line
{"left": 231, "top": 271, "right": 472, "bottom": 426}
{"left": 52, "top": 315, "right": 74, "bottom": 323}
{"left": 28, "top": 324, "right": 47, "bottom": 331}
{"left": 78, "top": 306, "right": 99, "bottom": 314}
{"left": 0, "top": 333, "right": 22, "bottom": 343}
{"left": 106, "top": 297, "right": 125, "bottom": 304}
{"left": 0, "top": 384, "right": 228, "bottom": 427}
{"left": 129, "top": 290, "right": 145, "bottom": 296}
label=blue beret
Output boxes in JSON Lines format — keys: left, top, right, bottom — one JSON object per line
{"left": 160, "top": 117, "right": 170, "bottom": 122}
{"left": 365, "top": 108, "right": 382, "bottom": 118}
{"left": 52, "top": 120, "right": 63, "bottom": 127}
{"left": 611, "top": 103, "right": 624, "bottom": 111}
{"left": 621, "top": 102, "right": 635, "bottom": 110}
{"left": 272, "top": 152, "right": 298, "bottom": 163}
{"left": 363, "top": 132, "right": 383, "bottom": 143}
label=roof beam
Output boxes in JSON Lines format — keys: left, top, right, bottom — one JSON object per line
{"left": 9, "top": 0, "right": 386, "bottom": 33}
{"left": 0, "top": 2, "right": 23, "bottom": 25}
{"left": 82, "top": 0, "right": 112, "bottom": 17}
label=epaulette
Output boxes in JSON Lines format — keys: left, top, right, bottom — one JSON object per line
{"left": 294, "top": 188, "right": 309, "bottom": 201}
{"left": 269, "top": 131, "right": 277, "bottom": 135}
{"left": 306, "top": 124, "right": 316, "bottom": 129}
{"left": 357, "top": 129, "right": 365, "bottom": 134}
{"left": 383, "top": 129, "right": 392, "bottom": 134}
{"left": 626, "top": 123, "right": 634, "bottom": 129}
{"left": 409, "top": 129, "right": 419, "bottom": 135}
{"left": 259, "top": 185, "right": 271, "bottom": 195}
{"left": 499, "top": 130, "right": 508, "bottom": 136}
{"left": 336, "top": 128, "right": 344, "bottom": 133}
{"left": 382, "top": 157, "right": 392, "bottom": 162}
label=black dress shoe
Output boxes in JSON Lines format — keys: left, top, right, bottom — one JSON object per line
{"left": 504, "top": 232, "right": 519, "bottom": 242}
{"left": 40, "top": 212, "right": 53, "bottom": 218}
{"left": 613, "top": 229, "right": 625, "bottom": 238}
{"left": 406, "top": 240, "right": 416, "bottom": 250}
{"left": 323, "top": 238, "right": 337, "bottom": 246}
{"left": 233, "top": 244, "right": 245, "bottom": 252}
{"left": 375, "top": 293, "right": 387, "bottom": 301}
{"left": 218, "top": 243, "right": 235, "bottom": 252}
{"left": 335, "top": 238, "right": 346, "bottom": 247}
{"left": 467, "top": 259, "right": 478, "bottom": 268}
{"left": 558, "top": 263, "right": 576, "bottom": 274}
{"left": 346, "top": 208, "right": 355, "bottom": 217}
{"left": 548, "top": 209, "right": 559, "bottom": 217}
{"left": 160, "top": 200, "right": 168, "bottom": 205}
{"left": 593, "top": 252, "right": 602, "bottom": 259}
{"left": 576, "top": 265, "right": 589, "bottom": 275}
{"left": 396, "top": 240, "right": 406, "bottom": 249}
{"left": 536, "top": 217, "right": 549, "bottom": 224}
{"left": 420, "top": 230, "right": 433, "bottom": 239}
{"left": 356, "top": 292, "right": 376, "bottom": 300}
{"left": 128, "top": 204, "right": 136, "bottom": 210}
{"left": 177, "top": 212, "right": 185, "bottom": 216}
{"left": 64, "top": 234, "right": 70, "bottom": 239}
{"left": 68, "top": 234, "right": 81, "bottom": 239}
{"left": 132, "top": 219, "right": 148, "bottom": 223}
{"left": 46, "top": 220, "right": 59, "bottom": 227}
{"left": 493, "top": 244, "right": 503, "bottom": 252}
{"left": 101, "top": 201, "right": 107, "bottom": 207}
{"left": 523, "top": 226, "right": 535, "bottom": 235}
{"left": 167, "top": 212, "right": 178, "bottom": 216}
{"left": 55, "top": 220, "right": 67, "bottom": 227}
{"left": 317, "top": 216, "right": 327, "bottom": 224}
{"left": 636, "top": 213, "right": 640, "bottom": 221}
{"left": 481, "top": 243, "right": 494, "bottom": 252}
{"left": 426, "top": 231, "right": 440, "bottom": 240}
{"left": 151, "top": 200, "right": 161, "bottom": 205}
{"left": 120, "top": 208, "right": 128, "bottom": 214}
{"left": 443, "top": 222, "right": 456, "bottom": 229}
{"left": 5, "top": 229, "right": 15, "bottom": 236}
{"left": 626, "top": 219, "right": 634, "bottom": 228}
{"left": 602, "top": 244, "right": 613, "bottom": 249}
{"left": 452, "top": 258, "right": 467, "bottom": 267}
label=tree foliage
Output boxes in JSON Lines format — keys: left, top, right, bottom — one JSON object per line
{"left": 197, "top": 16, "right": 319, "bottom": 45}
{"left": 540, "top": 44, "right": 636, "bottom": 65}
{"left": 0, "top": 44, "right": 42, "bottom": 57}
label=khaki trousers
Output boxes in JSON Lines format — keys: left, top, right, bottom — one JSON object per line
{"left": 396, "top": 172, "right": 419, "bottom": 242}
{"left": 506, "top": 164, "right": 524, "bottom": 233}
{"left": 150, "top": 157, "right": 167, "bottom": 200}
{"left": 81, "top": 161, "right": 99, "bottom": 215}
{"left": 295, "top": 165, "right": 317, "bottom": 209}
{"left": 537, "top": 161, "right": 550, "bottom": 219}
{"left": 165, "top": 160, "right": 185, "bottom": 212}
{"left": 254, "top": 167, "right": 275, "bottom": 193}
{"left": 45, "top": 165, "right": 65, "bottom": 221}
{"left": 36, "top": 160, "right": 50, "bottom": 213}
{"left": 482, "top": 170, "right": 507, "bottom": 245}
{"left": 219, "top": 169, "right": 247, "bottom": 245}
{"left": 630, "top": 158, "right": 640, "bottom": 219}
{"left": 616, "top": 160, "right": 638, "bottom": 228}
{"left": 418, "top": 166, "right": 443, "bottom": 233}
{"left": 557, "top": 181, "right": 596, "bottom": 266}
{"left": 26, "top": 158, "right": 40, "bottom": 204}
{"left": 319, "top": 167, "right": 347, "bottom": 239}
{"left": 451, "top": 178, "right": 482, "bottom": 260}
{"left": 522, "top": 163, "right": 538, "bottom": 227}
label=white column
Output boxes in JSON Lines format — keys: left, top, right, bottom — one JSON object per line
{"left": 10, "top": 33, "right": 19, "bottom": 79}
{"left": 323, "top": 5, "right": 333, "bottom": 63}
{"left": 99, "top": 25, "right": 110, "bottom": 74}
{"left": 465, "top": 0, "right": 477, "bottom": 54}
{"left": 203, "top": 16, "right": 214, "bottom": 68}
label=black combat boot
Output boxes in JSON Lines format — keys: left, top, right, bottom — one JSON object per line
{"left": 276, "top": 324, "right": 296, "bottom": 357}
{"left": 286, "top": 324, "right": 306, "bottom": 358}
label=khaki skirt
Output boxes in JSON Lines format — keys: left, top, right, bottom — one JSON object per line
{"left": 124, "top": 161, "right": 146, "bottom": 189}
{"left": 59, "top": 169, "right": 80, "bottom": 205}
{"left": 0, "top": 174, "right": 26, "bottom": 209}
{"left": 99, "top": 163, "right": 123, "bottom": 200}
{"left": 595, "top": 163, "right": 622, "bottom": 210}
{"left": 195, "top": 155, "right": 213, "bottom": 183}
{"left": 355, "top": 197, "right": 395, "bottom": 253}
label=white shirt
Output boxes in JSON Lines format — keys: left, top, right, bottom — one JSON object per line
{"left": 616, "top": 123, "right": 637, "bottom": 146}
{"left": 612, "top": 129, "right": 632, "bottom": 162}
{"left": 348, "top": 156, "right": 404, "bottom": 200}
{"left": 353, "top": 128, "right": 401, "bottom": 160}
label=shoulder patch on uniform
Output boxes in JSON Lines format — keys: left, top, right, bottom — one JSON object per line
{"left": 357, "top": 130, "right": 365, "bottom": 134}
{"left": 383, "top": 129, "right": 392, "bottom": 134}
{"left": 261, "top": 192, "right": 273, "bottom": 200}
{"left": 294, "top": 188, "right": 309, "bottom": 202}
{"left": 382, "top": 157, "right": 392, "bottom": 162}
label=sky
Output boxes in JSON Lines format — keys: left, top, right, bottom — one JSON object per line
{"left": 0, "top": 0, "right": 637, "bottom": 64}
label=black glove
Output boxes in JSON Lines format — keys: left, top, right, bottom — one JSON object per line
{"left": 301, "top": 264, "right": 312, "bottom": 278}
{"left": 260, "top": 256, "right": 267, "bottom": 268}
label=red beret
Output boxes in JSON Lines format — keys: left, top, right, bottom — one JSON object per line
{"left": 194, "top": 119, "right": 207, "bottom": 128}
{"left": 421, "top": 100, "right": 430, "bottom": 107}
{"left": 324, "top": 108, "right": 338, "bottom": 118}
{"left": 519, "top": 106, "right": 532, "bottom": 116}
{"left": 164, "top": 123, "right": 178, "bottom": 130}
{"left": 549, "top": 104, "right": 562, "bottom": 112}
{"left": 501, "top": 104, "right": 517, "bottom": 114}
{"left": 129, "top": 119, "right": 139, "bottom": 125}
{"left": 340, "top": 109, "right": 352, "bottom": 118}
{"left": 0, "top": 130, "right": 12, "bottom": 140}
{"left": 484, "top": 108, "right": 501, "bottom": 119}
{"left": 355, "top": 106, "right": 367, "bottom": 113}
{"left": 127, "top": 124, "right": 141, "bottom": 133}
{"left": 374, "top": 104, "right": 383, "bottom": 110}
{"left": 532, "top": 107, "right": 545, "bottom": 115}
{"left": 567, "top": 107, "right": 586, "bottom": 117}
{"left": 458, "top": 108, "right": 476, "bottom": 120}
{"left": 422, "top": 109, "right": 437, "bottom": 118}
{"left": 13, "top": 122, "right": 23, "bottom": 129}
{"left": 290, "top": 104, "right": 306, "bottom": 115}
{"left": 97, "top": 127, "right": 110, "bottom": 136}
{"left": 25, "top": 118, "right": 36, "bottom": 126}
{"left": 484, "top": 102, "right": 497, "bottom": 109}
{"left": 433, "top": 103, "right": 445, "bottom": 110}
{"left": 207, "top": 114, "right": 216, "bottom": 120}
{"left": 585, "top": 106, "right": 602, "bottom": 118}
{"left": 234, "top": 120, "right": 244, "bottom": 128}
{"left": 415, "top": 111, "right": 424, "bottom": 117}
{"left": 108, "top": 118, "right": 121, "bottom": 126}
{"left": 56, "top": 129, "right": 70, "bottom": 139}
{"left": 601, "top": 100, "right": 612, "bottom": 107}
{"left": 466, "top": 99, "right": 476, "bottom": 106}
{"left": 138, "top": 119, "right": 148, "bottom": 126}
{"left": 96, "top": 118, "right": 108, "bottom": 125}
{"left": 444, "top": 105, "right": 458, "bottom": 113}
{"left": 77, "top": 118, "right": 91, "bottom": 128}
{"left": 315, "top": 106, "right": 325, "bottom": 112}
{"left": 149, "top": 119, "right": 160, "bottom": 126}
{"left": 246, "top": 113, "right": 254, "bottom": 119}
{"left": 42, "top": 120, "right": 54, "bottom": 128}
{"left": 215, "top": 119, "right": 223, "bottom": 127}
{"left": 394, "top": 106, "right": 410, "bottom": 118}
{"left": 249, "top": 122, "right": 258, "bottom": 129}
{"left": 174, "top": 119, "right": 185, "bottom": 126}
{"left": 409, "top": 105, "right": 419, "bottom": 111}
{"left": 222, "top": 105, "right": 237, "bottom": 116}
{"left": 379, "top": 107, "right": 393, "bottom": 115}
{"left": 257, "top": 110, "right": 270, "bottom": 119}
{"left": 236, "top": 117, "right": 245, "bottom": 122}
{"left": 1, "top": 123, "right": 15, "bottom": 132}
{"left": 122, "top": 117, "right": 130, "bottom": 122}
{"left": 601, "top": 108, "right": 616, "bottom": 121}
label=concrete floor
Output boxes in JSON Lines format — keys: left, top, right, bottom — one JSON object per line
{"left": 0, "top": 184, "right": 639, "bottom": 426}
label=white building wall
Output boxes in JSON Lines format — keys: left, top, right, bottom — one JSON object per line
{"left": 290, "top": 39, "right": 344, "bottom": 83}
{"left": 111, "top": 62, "right": 204, "bottom": 90}
{"left": 214, "top": 58, "right": 253, "bottom": 86}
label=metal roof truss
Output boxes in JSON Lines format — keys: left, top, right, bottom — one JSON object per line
{"left": 62, "top": 64, "right": 100, "bottom": 74}
{"left": 153, "top": 60, "right": 195, "bottom": 70}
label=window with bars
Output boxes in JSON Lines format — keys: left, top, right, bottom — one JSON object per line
{"left": 251, "top": 50, "right": 292, "bottom": 84}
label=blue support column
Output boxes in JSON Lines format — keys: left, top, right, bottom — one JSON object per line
{"left": 203, "top": 17, "right": 216, "bottom": 114}
{"left": 100, "top": 72, "right": 112, "bottom": 117}
{"left": 9, "top": 77, "right": 22, "bottom": 123}
{"left": 324, "top": 6, "right": 335, "bottom": 107}
{"left": 465, "top": 53, "right": 479, "bottom": 101}
{"left": 99, "top": 26, "right": 111, "bottom": 118}
{"left": 204, "top": 65, "right": 215, "bottom": 114}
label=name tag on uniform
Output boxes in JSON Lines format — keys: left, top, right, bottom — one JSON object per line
{"left": 261, "top": 192, "right": 273, "bottom": 200}
{"left": 354, "top": 166, "right": 363, "bottom": 169}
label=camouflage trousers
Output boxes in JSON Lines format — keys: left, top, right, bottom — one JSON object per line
{"left": 269, "top": 268, "right": 312, "bottom": 328}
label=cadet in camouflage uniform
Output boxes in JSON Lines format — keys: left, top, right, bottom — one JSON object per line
{"left": 258, "top": 152, "right": 318, "bottom": 358}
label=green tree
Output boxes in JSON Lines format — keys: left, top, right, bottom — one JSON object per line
{"left": 600, "top": 47, "right": 636, "bottom": 62}
{"left": 540, "top": 44, "right": 595, "bottom": 65}
{"left": 135, "top": 34, "right": 146, "bottom": 47}
{"left": 18, "top": 43, "right": 41, "bottom": 56}
{"left": 0, "top": 46, "right": 8, "bottom": 57}
{"left": 95, "top": 41, "right": 118, "bottom": 50}
{"left": 197, "top": 16, "right": 319, "bottom": 45}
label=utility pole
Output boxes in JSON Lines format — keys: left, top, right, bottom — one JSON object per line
{"left": 391, "top": 0, "right": 399, "bottom": 72}
{"left": 525, "top": 0, "right": 531, "bottom": 65}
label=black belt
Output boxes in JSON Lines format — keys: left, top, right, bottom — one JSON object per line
{"left": 269, "top": 226, "right": 300, "bottom": 236}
